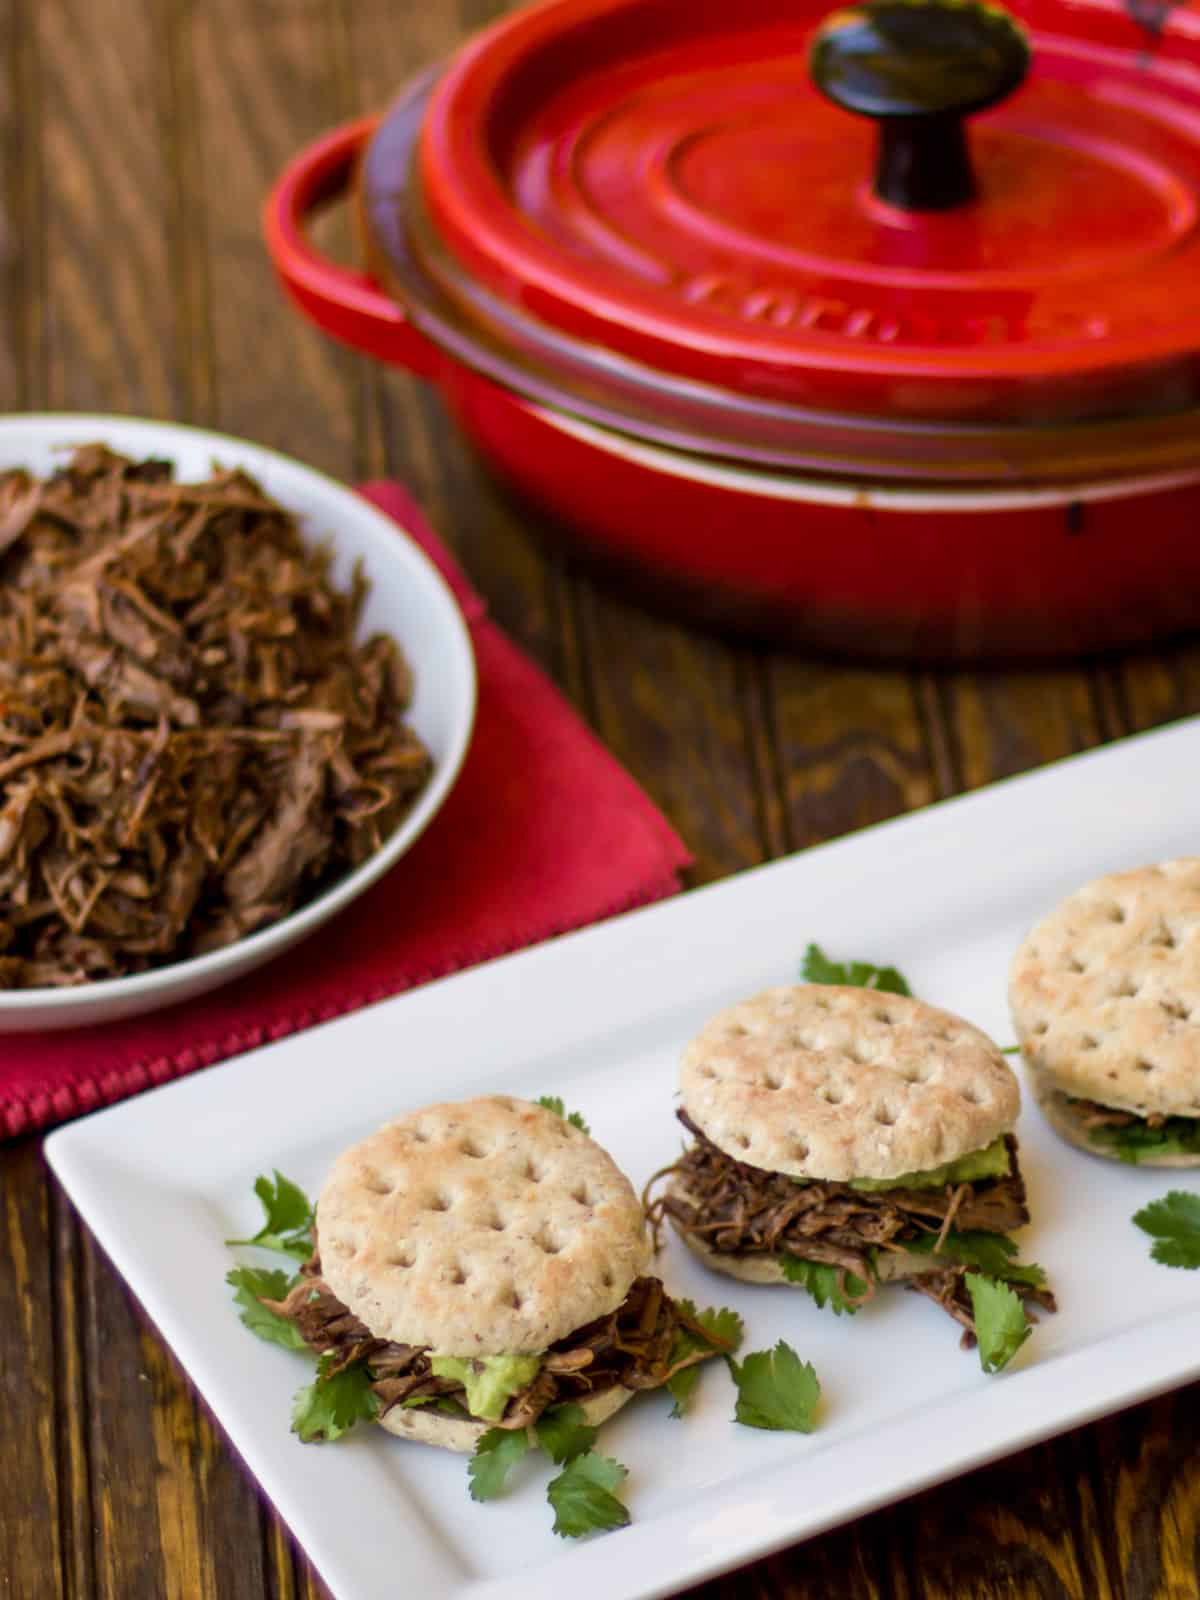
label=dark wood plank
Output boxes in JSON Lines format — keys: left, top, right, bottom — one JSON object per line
{"left": 81, "top": 1232, "right": 172, "bottom": 1599}
{"left": 73, "top": 1214, "right": 272, "bottom": 1600}
{"left": 32, "top": 0, "right": 180, "bottom": 415}
{"left": 897, "top": 1436, "right": 1118, "bottom": 1600}
{"left": 768, "top": 662, "right": 938, "bottom": 849}
{"left": 1, "top": 0, "right": 37, "bottom": 409}
{"left": 938, "top": 667, "right": 1105, "bottom": 791}
{"left": 139, "top": 1330, "right": 270, "bottom": 1600}
{"left": 685, "top": 1512, "right": 908, "bottom": 1600}
{"left": 52, "top": 1184, "right": 97, "bottom": 1600}
{"left": 1091, "top": 1383, "right": 1200, "bottom": 1599}
{"left": 578, "top": 593, "right": 774, "bottom": 882}
{"left": 178, "top": 0, "right": 355, "bottom": 467}
{"left": 0, "top": 1140, "right": 65, "bottom": 1600}
{"left": 1118, "top": 639, "right": 1200, "bottom": 733}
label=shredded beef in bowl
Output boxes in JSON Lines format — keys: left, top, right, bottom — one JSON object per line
{"left": 0, "top": 444, "right": 432, "bottom": 988}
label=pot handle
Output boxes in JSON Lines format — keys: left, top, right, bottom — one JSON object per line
{"left": 810, "top": 0, "right": 1030, "bottom": 211}
{"left": 263, "top": 117, "right": 442, "bottom": 380}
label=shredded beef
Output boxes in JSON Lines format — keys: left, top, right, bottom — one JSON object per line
{"left": 645, "top": 1111, "right": 1051, "bottom": 1342}
{"left": 1065, "top": 1096, "right": 1165, "bottom": 1132}
{"left": 0, "top": 445, "right": 432, "bottom": 986}
{"left": 652, "top": 1110, "right": 1029, "bottom": 1259}
{"left": 263, "top": 1254, "right": 731, "bottom": 1428}
{"left": 906, "top": 1269, "right": 979, "bottom": 1339}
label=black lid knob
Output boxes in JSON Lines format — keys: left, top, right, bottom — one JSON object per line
{"left": 810, "top": 0, "right": 1031, "bottom": 211}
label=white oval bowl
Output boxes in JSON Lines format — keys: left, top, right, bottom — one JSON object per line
{"left": 0, "top": 415, "right": 476, "bottom": 1030}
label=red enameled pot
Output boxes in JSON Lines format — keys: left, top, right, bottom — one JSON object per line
{"left": 265, "top": 0, "right": 1200, "bottom": 660}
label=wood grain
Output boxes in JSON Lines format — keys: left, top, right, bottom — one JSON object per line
{"left": 52, "top": 1183, "right": 97, "bottom": 1600}
{"left": 33, "top": 0, "right": 179, "bottom": 416}
{"left": 768, "top": 663, "right": 937, "bottom": 850}
{"left": 1118, "top": 640, "right": 1200, "bottom": 736}
{"left": 0, "top": 1140, "right": 64, "bottom": 1600}
{"left": 1093, "top": 1382, "right": 1200, "bottom": 1599}
{"left": 580, "top": 594, "right": 772, "bottom": 882}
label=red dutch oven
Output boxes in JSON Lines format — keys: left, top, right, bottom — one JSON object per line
{"left": 266, "top": 0, "right": 1200, "bottom": 660}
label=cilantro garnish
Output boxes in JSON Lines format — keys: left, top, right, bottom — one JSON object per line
{"left": 535, "top": 1095, "right": 591, "bottom": 1135}
{"left": 801, "top": 943, "right": 911, "bottom": 995}
{"left": 291, "top": 1354, "right": 379, "bottom": 1442}
{"left": 965, "top": 1274, "right": 1031, "bottom": 1374}
{"left": 1090, "top": 1116, "right": 1200, "bottom": 1165}
{"left": 227, "top": 1173, "right": 378, "bottom": 1445}
{"left": 535, "top": 1402, "right": 598, "bottom": 1463}
{"left": 225, "top": 1170, "right": 314, "bottom": 1261}
{"left": 664, "top": 1301, "right": 744, "bottom": 1416}
{"left": 468, "top": 1428, "right": 532, "bottom": 1501}
{"left": 907, "top": 1230, "right": 1047, "bottom": 1289}
{"left": 1133, "top": 1190, "right": 1200, "bottom": 1268}
{"left": 470, "top": 1405, "right": 632, "bottom": 1536}
{"left": 546, "top": 1452, "right": 630, "bottom": 1539}
{"left": 468, "top": 1402, "right": 626, "bottom": 1535}
{"left": 729, "top": 1341, "right": 821, "bottom": 1432}
{"left": 225, "top": 1265, "right": 307, "bottom": 1351}
{"left": 780, "top": 1253, "right": 874, "bottom": 1314}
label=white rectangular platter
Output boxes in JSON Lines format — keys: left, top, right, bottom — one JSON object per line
{"left": 46, "top": 715, "right": 1200, "bottom": 1600}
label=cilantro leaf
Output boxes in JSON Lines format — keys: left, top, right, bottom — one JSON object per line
{"left": 225, "top": 1265, "right": 307, "bottom": 1351}
{"left": 1090, "top": 1116, "right": 1200, "bottom": 1165}
{"left": 680, "top": 1301, "right": 745, "bottom": 1351}
{"left": 965, "top": 1273, "right": 1031, "bottom": 1374}
{"left": 908, "top": 1230, "right": 1047, "bottom": 1289}
{"left": 729, "top": 1342, "right": 821, "bottom": 1432}
{"left": 1133, "top": 1190, "right": 1200, "bottom": 1269}
{"left": 665, "top": 1300, "right": 744, "bottom": 1417}
{"left": 535, "top": 1095, "right": 590, "bottom": 1136}
{"left": 226, "top": 1171, "right": 315, "bottom": 1261}
{"left": 780, "top": 1253, "right": 874, "bottom": 1314}
{"left": 665, "top": 1364, "right": 704, "bottom": 1419}
{"left": 468, "top": 1427, "right": 531, "bottom": 1501}
{"left": 800, "top": 943, "right": 851, "bottom": 986}
{"left": 546, "top": 1451, "right": 630, "bottom": 1538}
{"left": 291, "top": 1354, "right": 379, "bottom": 1442}
{"left": 801, "top": 943, "right": 911, "bottom": 995}
{"left": 535, "top": 1403, "right": 598, "bottom": 1464}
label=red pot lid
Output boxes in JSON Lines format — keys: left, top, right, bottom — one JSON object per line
{"left": 407, "top": 0, "right": 1200, "bottom": 427}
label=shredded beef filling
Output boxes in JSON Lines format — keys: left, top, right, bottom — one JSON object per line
{"left": 646, "top": 1110, "right": 1052, "bottom": 1344}
{"left": 1055, "top": 1091, "right": 1200, "bottom": 1162}
{"left": 1061, "top": 1095, "right": 1165, "bottom": 1132}
{"left": 264, "top": 1255, "right": 728, "bottom": 1428}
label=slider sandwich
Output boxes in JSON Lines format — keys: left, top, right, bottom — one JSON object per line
{"left": 262, "top": 1094, "right": 731, "bottom": 1449}
{"left": 649, "top": 985, "right": 1054, "bottom": 1348}
{"left": 1011, "top": 859, "right": 1200, "bottom": 1167}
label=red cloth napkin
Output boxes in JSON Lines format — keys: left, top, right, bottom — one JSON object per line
{"left": 2, "top": 484, "right": 691, "bottom": 1140}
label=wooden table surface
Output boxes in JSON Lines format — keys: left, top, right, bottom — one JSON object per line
{"left": 2, "top": 0, "right": 1200, "bottom": 1595}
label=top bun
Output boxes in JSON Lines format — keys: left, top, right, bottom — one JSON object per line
{"left": 317, "top": 1096, "right": 650, "bottom": 1356}
{"left": 679, "top": 985, "right": 1019, "bottom": 1183}
{"left": 1009, "top": 858, "right": 1200, "bottom": 1118}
